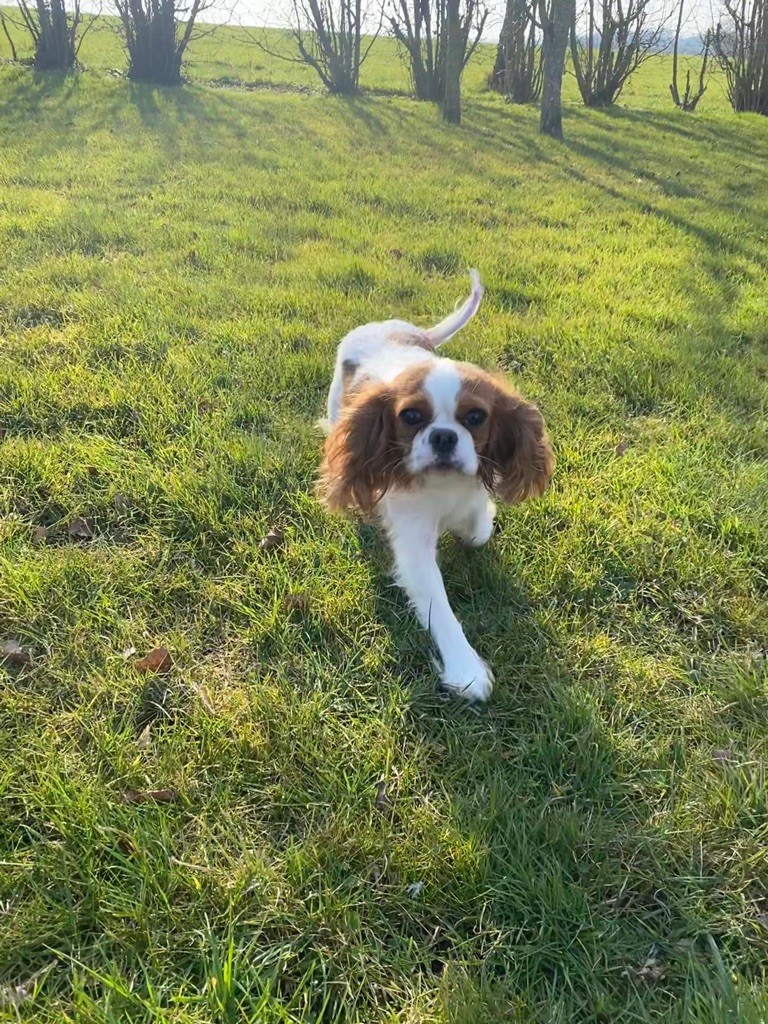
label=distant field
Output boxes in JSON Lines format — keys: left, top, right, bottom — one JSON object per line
{"left": 1, "top": 12, "right": 768, "bottom": 1024}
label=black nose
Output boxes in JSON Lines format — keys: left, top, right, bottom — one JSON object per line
{"left": 429, "top": 427, "right": 458, "bottom": 457}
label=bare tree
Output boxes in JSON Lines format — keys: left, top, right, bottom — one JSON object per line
{"left": 570, "top": 0, "right": 668, "bottom": 106}
{"left": 270, "top": 0, "right": 383, "bottom": 93}
{"left": 389, "top": 0, "right": 488, "bottom": 102}
{"left": 443, "top": 0, "right": 462, "bottom": 119}
{"left": 0, "top": 8, "right": 20, "bottom": 60}
{"left": 670, "top": 1, "right": 711, "bottom": 109}
{"left": 0, "top": 0, "right": 96, "bottom": 70}
{"left": 490, "top": 0, "right": 543, "bottom": 103}
{"left": 113, "top": 0, "right": 216, "bottom": 85}
{"left": 711, "top": 0, "right": 768, "bottom": 113}
{"left": 539, "top": 0, "right": 574, "bottom": 135}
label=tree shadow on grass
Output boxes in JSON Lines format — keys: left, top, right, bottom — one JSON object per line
{"left": 0, "top": 64, "right": 81, "bottom": 121}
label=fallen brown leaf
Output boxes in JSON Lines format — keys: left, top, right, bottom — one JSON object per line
{"left": 615, "top": 440, "right": 630, "bottom": 457}
{"left": 0, "top": 961, "right": 58, "bottom": 1008}
{"left": 712, "top": 747, "right": 735, "bottom": 763}
{"left": 121, "top": 788, "right": 177, "bottom": 804}
{"left": 389, "top": 248, "right": 404, "bottom": 259}
{"left": 374, "top": 779, "right": 391, "bottom": 814}
{"left": 68, "top": 516, "right": 94, "bottom": 540}
{"left": 31, "top": 525, "right": 48, "bottom": 545}
{"left": 190, "top": 681, "right": 215, "bottom": 714}
{"left": 137, "top": 723, "right": 152, "bottom": 748}
{"left": 86, "top": 465, "right": 100, "bottom": 478}
{"left": 282, "top": 593, "right": 310, "bottom": 613}
{"left": 170, "top": 856, "right": 212, "bottom": 873}
{"left": 624, "top": 951, "right": 665, "bottom": 985}
{"left": 2, "top": 640, "right": 31, "bottom": 666}
{"left": 259, "top": 526, "right": 285, "bottom": 551}
{"left": 117, "top": 835, "right": 137, "bottom": 856}
{"left": 135, "top": 647, "right": 173, "bottom": 675}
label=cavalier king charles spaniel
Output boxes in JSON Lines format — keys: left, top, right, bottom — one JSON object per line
{"left": 319, "top": 271, "right": 553, "bottom": 702}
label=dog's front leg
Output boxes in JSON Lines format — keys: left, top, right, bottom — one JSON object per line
{"left": 386, "top": 515, "right": 493, "bottom": 702}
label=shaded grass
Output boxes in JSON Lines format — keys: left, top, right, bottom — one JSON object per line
{"left": 1, "top": 27, "right": 768, "bottom": 1024}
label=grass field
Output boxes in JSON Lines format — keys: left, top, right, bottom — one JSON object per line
{"left": 2, "top": 19, "right": 768, "bottom": 1024}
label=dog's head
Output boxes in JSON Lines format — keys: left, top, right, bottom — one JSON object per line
{"left": 319, "top": 360, "right": 554, "bottom": 513}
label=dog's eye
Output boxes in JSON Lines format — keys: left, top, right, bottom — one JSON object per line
{"left": 399, "top": 408, "right": 424, "bottom": 427}
{"left": 464, "top": 408, "right": 487, "bottom": 428}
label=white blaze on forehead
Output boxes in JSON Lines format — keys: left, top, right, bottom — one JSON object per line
{"left": 424, "top": 361, "right": 461, "bottom": 421}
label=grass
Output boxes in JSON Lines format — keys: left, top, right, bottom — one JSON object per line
{"left": 1, "top": 18, "right": 768, "bottom": 1024}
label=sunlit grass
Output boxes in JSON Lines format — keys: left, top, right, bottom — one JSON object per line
{"left": 1, "top": 20, "right": 768, "bottom": 1023}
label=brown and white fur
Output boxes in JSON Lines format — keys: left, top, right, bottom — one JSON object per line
{"left": 319, "top": 271, "right": 553, "bottom": 702}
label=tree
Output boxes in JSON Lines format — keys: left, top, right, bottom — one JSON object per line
{"left": 113, "top": 0, "right": 216, "bottom": 86}
{"left": 0, "top": 0, "right": 95, "bottom": 70}
{"left": 570, "top": 0, "right": 668, "bottom": 106}
{"left": 711, "top": 0, "right": 768, "bottom": 114}
{"left": 539, "top": 0, "right": 574, "bottom": 135}
{"left": 670, "top": 0, "right": 711, "bottom": 110}
{"left": 256, "top": 0, "right": 381, "bottom": 94}
{"left": 389, "top": 0, "right": 488, "bottom": 102}
{"left": 490, "top": 0, "right": 543, "bottom": 103}
{"left": 443, "top": 0, "right": 462, "bottom": 120}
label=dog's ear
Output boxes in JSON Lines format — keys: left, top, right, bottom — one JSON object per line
{"left": 481, "top": 378, "right": 554, "bottom": 505}
{"left": 318, "top": 382, "right": 400, "bottom": 514}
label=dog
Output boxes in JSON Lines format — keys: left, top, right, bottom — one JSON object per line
{"left": 319, "top": 271, "right": 553, "bottom": 702}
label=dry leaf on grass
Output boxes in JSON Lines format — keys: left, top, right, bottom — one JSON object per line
{"left": 259, "top": 526, "right": 285, "bottom": 551}
{"left": 137, "top": 723, "right": 152, "bottom": 748}
{"left": 282, "top": 593, "right": 310, "bottom": 613}
{"left": 86, "top": 465, "right": 100, "bottom": 478}
{"left": 2, "top": 640, "right": 31, "bottom": 666}
{"left": 31, "top": 525, "right": 48, "bottom": 545}
{"left": 117, "top": 835, "right": 137, "bottom": 856}
{"left": 122, "top": 646, "right": 137, "bottom": 660}
{"left": 615, "top": 440, "right": 630, "bottom": 457}
{"left": 374, "top": 779, "right": 391, "bottom": 814}
{"left": 170, "top": 856, "right": 212, "bottom": 873}
{"left": 624, "top": 949, "right": 665, "bottom": 984}
{"left": 0, "top": 961, "right": 58, "bottom": 1008}
{"left": 68, "top": 516, "right": 94, "bottom": 539}
{"left": 190, "top": 681, "right": 215, "bottom": 714}
{"left": 712, "top": 747, "right": 735, "bottom": 763}
{"left": 134, "top": 647, "right": 173, "bottom": 674}
{"left": 121, "top": 788, "right": 177, "bottom": 804}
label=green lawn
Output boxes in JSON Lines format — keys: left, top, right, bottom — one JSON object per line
{"left": 2, "top": 20, "right": 768, "bottom": 1024}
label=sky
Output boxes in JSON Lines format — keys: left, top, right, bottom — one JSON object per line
{"left": 192, "top": 0, "right": 716, "bottom": 37}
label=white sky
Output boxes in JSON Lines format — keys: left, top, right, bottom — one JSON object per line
{"left": 194, "top": 0, "right": 716, "bottom": 37}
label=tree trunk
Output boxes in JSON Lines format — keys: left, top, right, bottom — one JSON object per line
{"left": 443, "top": 0, "right": 462, "bottom": 123}
{"left": 539, "top": 0, "right": 573, "bottom": 136}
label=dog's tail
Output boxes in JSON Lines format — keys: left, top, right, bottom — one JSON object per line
{"left": 422, "top": 269, "right": 484, "bottom": 349}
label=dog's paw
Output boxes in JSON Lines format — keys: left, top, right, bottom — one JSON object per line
{"left": 440, "top": 652, "right": 494, "bottom": 703}
{"left": 455, "top": 500, "right": 497, "bottom": 548}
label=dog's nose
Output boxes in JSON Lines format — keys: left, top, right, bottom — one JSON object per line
{"left": 429, "top": 427, "right": 458, "bottom": 457}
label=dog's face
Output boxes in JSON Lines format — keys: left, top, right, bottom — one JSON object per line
{"left": 320, "top": 360, "right": 554, "bottom": 513}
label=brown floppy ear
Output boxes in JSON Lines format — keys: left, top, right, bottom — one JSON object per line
{"left": 318, "top": 382, "right": 400, "bottom": 514}
{"left": 482, "top": 380, "right": 554, "bottom": 505}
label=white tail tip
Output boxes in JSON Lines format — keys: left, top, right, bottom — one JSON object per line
{"left": 423, "top": 269, "right": 484, "bottom": 348}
